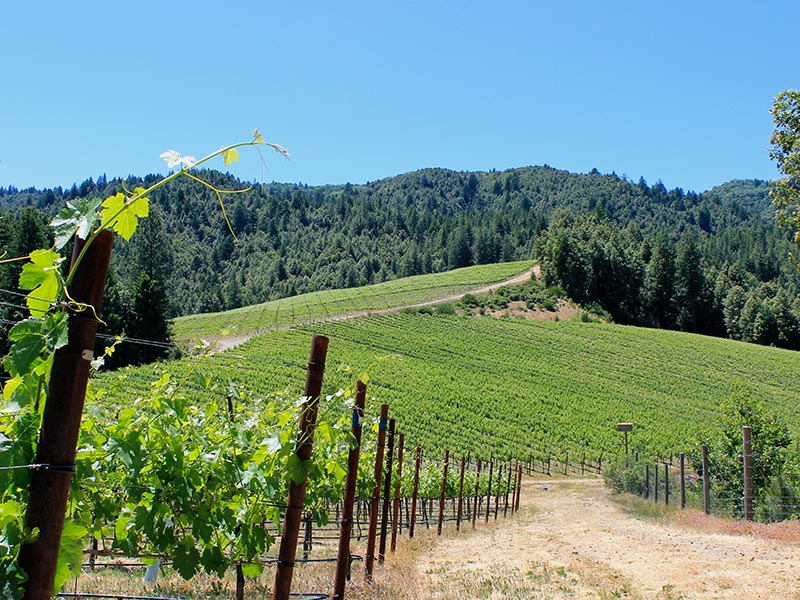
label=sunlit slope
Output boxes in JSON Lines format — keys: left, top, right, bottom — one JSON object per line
{"left": 173, "top": 260, "right": 535, "bottom": 343}
{"left": 104, "top": 312, "right": 800, "bottom": 462}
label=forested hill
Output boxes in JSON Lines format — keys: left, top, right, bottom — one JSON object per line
{"left": 0, "top": 167, "right": 787, "bottom": 322}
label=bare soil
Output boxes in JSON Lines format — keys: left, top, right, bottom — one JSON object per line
{"left": 405, "top": 478, "right": 800, "bottom": 599}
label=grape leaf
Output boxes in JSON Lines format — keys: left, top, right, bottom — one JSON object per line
{"left": 3, "top": 319, "right": 45, "bottom": 376}
{"left": 100, "top": 192, "right": 149, "bottom": 240}
{"left": 53, "top": 520, "right": 88, "bottom": 594}
{"left": 222, "top": 148, "right": 239, "bottom": 166}
{"left": 50, "top": 198, "right": 102, "bottom": 250}
{"left": 19, "top": 249, "right": 62, "bottom": 316}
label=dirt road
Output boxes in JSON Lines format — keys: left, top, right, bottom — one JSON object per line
{"left": 414, "top": 478, "right": 800, "bottom": 599}
{"left": 208, "top": 267, "right": 536, "bottom": 353}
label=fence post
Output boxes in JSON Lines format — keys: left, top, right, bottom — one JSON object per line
{"left": 664, "top": 463, "right": 669, "bottom": 506}
{"left": 515, "top": 463, "right": 522, "bottom": 511}
{"left": 18, "top": 231, "right": 114, "bottom": 600}
{"left": 456, "top": 455, "right": 466, "bottom": 531}
{"left": 378, "top": 419, "right": 396, "bottom": 562}
{"left": 391, "top": 433, "right": 404, "bottom": 552}
{"left": 472, "top": 458, "right": 482, "bottom": 528}
{"left": 409, "top": 445, "right": 421, "bottom": 538}
{"left": 485, "top": 459, "right": 494, "bottom": 524}
{"left": 654, "top": 462, "right": 659, "bottom": 503}
{"left": 273, "top": 334, "right": 329, "bottom": 600}
{"left": 494, "top": 464, "right": 503, "bottom": 520}
{"left": 437, "top": 450, "right": 450, "bottom": 535}
{"left": 365, "top": 404, "right": 389, "bottom": 579}
{"left": 645, "top": 464, "right": 650, "bottom": 499}
{"left": 332, "top": 380, "right": 366, "bottom": 600}
{"left": 743, "top": 426, "right": 754, "bottom": 521}
{"left": 303, "top": 515, "right": 313, "bottom": 560}
{"left": 503, "top": 461, "right": 512, "bottom": 517}
{"left": 702, "top": 444, "right": 710, "bottom": 515}
{"left": 510, "top": 462, "right": 519, "bottom": 513}
{"left": 679, "top": 453, "right": 686, "bottom": 509}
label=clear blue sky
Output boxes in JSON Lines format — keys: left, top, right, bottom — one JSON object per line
{"left": 1, "top": 1, "right": 796, "bottom": 194}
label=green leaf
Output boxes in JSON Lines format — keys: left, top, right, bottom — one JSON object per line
{"left": 19, "top": 249, "right": 62, "bottom": 317}
{"left": 222, "top": 148, "right": 239, "bottom": 166}
{"left": 114, "top": 514, "right": 130, "bottom": 541}
{"left": 50, "top": 198, "right": 102, "bottom": 250}
{"left": 100, "top": 192, "right": 150, "bottom": 240}
{"left": 241, "top": 562, "right": 262, "bottom": 578}
{"left": 53, "top": 520, "right": 88, "bottom": 593}
{"left": 172, "top": 537, "right": 201, "bottom": 579}
{"left": 3, "top": 318, "right": 45, "bottom": 376}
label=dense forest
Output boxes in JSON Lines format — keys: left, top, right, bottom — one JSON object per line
{"left": 1, "top": 166, "right": 797, "bottom": 362}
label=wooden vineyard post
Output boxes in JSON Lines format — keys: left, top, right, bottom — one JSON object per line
{"left": 409, "top": 445, "right": 421, "bottom": 538}
{"left": 503, "top": 461, "right": 512, "bottom": 517}
{"left": 456, "top": 455, "right": 466, "bottom": 531}
{"left": 472, "top": 458, "right": 482, "bottom": 528}
{"left": 645, "top": 464, "right": 650, "bottom": 499}
{"left": 365, "top": 404, "right": 389, "bottom": 580}
{"left": 679, "top": 453, "right": 686, "bottom": 509}
{"left": 702, "top": 444, "right": 711, "bottom": 515}
{"left": 515, "top": 463, "right": 522, "bottom": 511}
{"left": 378, "top": 418, "right": 395, "bottom": 562}
{"left": 390, "top": 433, "right": 404, "bottom": 552}
{"left": 437, "top": 450, "right": 450, "bottom": 536}
{"left": 654, "top": 462, "right": 659, "bottom": 503}
{"left": 494, "top": 464, "right": 502, "bottom": 520}
{"left": 664, "top": 463, "right": 669, "bottom": 506}
{"left": 273, "top": 334, "right": 329, "bottom": 600}
{"left": 743, "top": 426, "right": 754, "bottom": 521}
{"left": 510, "top": 462, "right": 518, "bottom": 513}
{"left": 19, "top": 231, "right": 114, "bottom": 600}
{"left": 332, "top": 380, "right": 367, "bottom": 600}
{"left": 485, "top": 459, "right": 494, "bottom": 524}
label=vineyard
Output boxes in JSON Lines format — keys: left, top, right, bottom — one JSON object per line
{"left": 172, "top": 260, "right": 535, "bottom": 343}
{"left": 102, "top": 310, "right": 800, "bottom": 464}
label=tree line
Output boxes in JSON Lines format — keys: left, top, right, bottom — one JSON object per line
{"left": 536, "top": 210, "right": 800, "bottom": 349}
{"left": 1, "top": 165, "right": 796, "bottom": 366}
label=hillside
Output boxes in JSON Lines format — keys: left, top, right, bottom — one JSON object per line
{"left": 0, "top": 167, "right": 788, "bottom": 321}
{"left": 97, "top": 304, "right": 800, "bottom": 463}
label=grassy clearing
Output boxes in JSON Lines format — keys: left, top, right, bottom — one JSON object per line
{"left": 173, "top": 260, "right": 534, "bottom": 343}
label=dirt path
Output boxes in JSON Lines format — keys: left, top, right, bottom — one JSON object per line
{"left": 208, "top": 267, "right": 537, "bottom": 352}
{"left": 415, "top": 478, "right": 800, "bottom": 599}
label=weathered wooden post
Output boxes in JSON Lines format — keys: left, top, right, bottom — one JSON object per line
{"left": 472, "top": 458, "right": 482, "bottom": 527}
{"left": 390, "top": 433, "right": 404, "bottom": 552}
{"left": 378, "top": 419, "right": 395, "bottom": 562}
{"left": 409, "top": 445, "right": 421, "bottom": 538}
{"left": 456, "top": 455, "right": 466, "bottom": 531}
{"left": 617, "top": 423, "right": 633, "bottom": 468}
{"left": 332, "top": 380, "right": 366, "bottom": 600}
{"left": 19, "top": 231, "right": 114, "bottom": 600}
{"left": 645, "top": 464, "right": 650, "bottom": 499}
{"left": 437, "top": 450, "right": 450, "bottom": 535}
{"left": 679, "top": 453, "right": 686, "bottom": 509}
{"left": 702, "top": 444, "right": 711, "bottom": 515}
{"left": 654, "top": 461, "right": 659, "bottom": 503}
{"left": 664, "top": 462, "right": 670, "bottom": 506}
{"left": 485, "top": 459, "right": 494, "bottom": 524}
{"left": 743, "top": 426, "right": 754, "bottom": 521}
{"left": 273, "top": 334, "right": 329, "bottom": 600}
{"left": 503, "top": 461, "right": 512, "bottom": 517}
{"left": 365, "top": 404, "right": 389, "bottom": 579}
